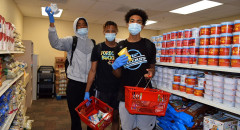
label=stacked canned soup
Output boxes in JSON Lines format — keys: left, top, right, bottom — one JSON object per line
{"left": 152, "top": 19, "right": 240, "bottom": 68}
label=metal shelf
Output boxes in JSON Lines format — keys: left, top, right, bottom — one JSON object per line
{"left": 0, "top": 51, "right": 24, "bottom": 54}
{"left": 158, "top": 86, "right": 240, "bottom": 116}
{"left": 0, "top": 72, "right": 24, "bottom": 97}
{"left": 156, "top": 62, "right": 240, "bottom": 73}
{"left": 1, "top": 102, "right": 21, "bottom": 130}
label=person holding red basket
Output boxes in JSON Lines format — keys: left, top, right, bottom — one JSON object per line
{"left": 112, "top": 9, "right": 157, "bottom": 130}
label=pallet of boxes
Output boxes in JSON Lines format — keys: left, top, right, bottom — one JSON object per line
{"left": 55, "top": 57, "right": 67, "bottom": 100}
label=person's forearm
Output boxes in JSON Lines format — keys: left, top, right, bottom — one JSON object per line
{"left": 50, "top": 23, "right": 55, "bottom": 27}
{"left": 150, "top": 64, "right": 155, "bottom": 77}
{"left": 85, "top": 70, "right": 96, "bottom": 92}
{"left": 113, "top": 68, "right": 122, "bottom": 78}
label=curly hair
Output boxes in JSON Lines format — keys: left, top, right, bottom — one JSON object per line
{"left": 103, "top": 21, "right": 118, "bottom": 31}
{"left": 125, "top": 9, "right": 148, "bottom": 25}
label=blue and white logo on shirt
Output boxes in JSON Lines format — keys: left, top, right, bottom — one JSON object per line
{"left": 124, "top": 49, "right": 147, "bottom": 70}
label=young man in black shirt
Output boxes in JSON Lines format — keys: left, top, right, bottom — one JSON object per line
{"left": 112, "top": 9, "right": 156, "bottom": 130}
{"left": 85, "top": 21, "right": 120, "bottom": 130}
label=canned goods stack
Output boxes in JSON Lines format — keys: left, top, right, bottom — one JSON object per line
{"left": 153, "top": 19, "right": 240, "bottom": 68}
{"left": 204, "top": 73, "right": 240, "bottom": 108}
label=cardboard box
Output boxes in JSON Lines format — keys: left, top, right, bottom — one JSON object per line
{"left": 204, "top": 114, "right": 238, "bottom": 130}
{"left": 55, "top": 62, "right": 65, "bottom": 69}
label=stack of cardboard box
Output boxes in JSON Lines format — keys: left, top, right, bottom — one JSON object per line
{"left": 55, "top": 57, "right": 67, "bottom": 96}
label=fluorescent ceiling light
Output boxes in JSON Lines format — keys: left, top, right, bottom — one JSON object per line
{"left": 41, "top": 7, "right": 63, "bottom": 17}
{"left": 170, "top": 0, "right": 223, "bottom": 15}
{"left": 146, "top": 20, "right": 157, "bottom": 25}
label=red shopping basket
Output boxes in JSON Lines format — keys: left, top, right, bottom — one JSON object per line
{"left": 125, "top": 86, "right": 171, "bottom": 116}
{"left": 75, "top": 96, "right": 113, "bottom": 130}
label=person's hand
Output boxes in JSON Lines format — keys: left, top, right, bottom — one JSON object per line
{"left": 144, "top": 68, "right": 154, "bottom": 79}
{"left": 45, "top": 6, "right": 55, "bottom": 23}
{"left": 112, "top": 54, "right": 128, "bottom": 70}
{"left": 84, "top": 92, "right": 91, "bottom": 106}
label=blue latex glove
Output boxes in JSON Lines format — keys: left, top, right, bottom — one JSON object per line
{"left": 112, "top": 54, "right": 128, "bottom": 70}
{"left": 45, "top": 6, "right": 55, "bottom": 23}
{"left": 84, "top": 92, "right": 91, "bottom": 106}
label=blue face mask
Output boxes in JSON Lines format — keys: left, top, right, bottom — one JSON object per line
{"left": 128, "top": 23, "right": 142, "bottom": 35}
{"left": 77, "top": 28, "right": 88, "bottom": 36}
{"left": 105, "top": 33, "right": 116, "bottom": 42}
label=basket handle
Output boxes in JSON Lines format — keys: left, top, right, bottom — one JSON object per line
{"left": 136, "top": 76, "right": 152, "bottom": 89}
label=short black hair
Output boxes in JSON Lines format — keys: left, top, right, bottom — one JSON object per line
{"left": 78, "top": 18, "right": 88, "bottom": 26}
{"left": 103, "top": 21, "right": 118, "bottom": 31}
{"left": 125, "top": 9, "right": 148, "bottom": 25}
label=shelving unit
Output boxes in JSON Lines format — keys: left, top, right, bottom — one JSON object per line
{"left": 156, "top": 62, "right": 240, "bottom": 73}
{"left": 1, "top": 102, "right": 22, "bottom": 130}
{"left": 0, "top": 51, "right": 24, "bottom": 54}
{"left": 157, "top": 87, "right": 240, "bottom": 115}
{"left": 0, "top": 72, "right": 24, "bottom": 97}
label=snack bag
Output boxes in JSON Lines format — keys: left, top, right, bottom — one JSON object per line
{"left": 118, "top": 47, "right": 132, "bottom": 61}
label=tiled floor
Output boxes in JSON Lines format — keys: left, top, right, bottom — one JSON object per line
{"left": 26, "top": 98, "right": 112, "bottom": 130}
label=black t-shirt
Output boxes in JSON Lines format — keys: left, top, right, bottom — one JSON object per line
{"left": 91, "top": 42, "right": 119, "bottom": 92}
{"left": 114, "top": 38, "right": 156, "bottom": 101}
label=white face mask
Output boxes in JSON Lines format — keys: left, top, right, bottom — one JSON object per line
{"left": 128, "top": 23, "right": 142, "bottom": 35}
{"left": 105, "top": 33, "right": 116, "bottom": 42}
{"left": 77, "top": 28, "right": 88, "bottom": 36}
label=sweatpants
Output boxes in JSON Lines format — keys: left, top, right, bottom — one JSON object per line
{"left": 66, "top": 79, "right": 92, "bottom": 130}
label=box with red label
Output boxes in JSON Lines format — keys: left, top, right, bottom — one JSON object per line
{"left": 203, "top": 114, "right": 238, "bottom": 130}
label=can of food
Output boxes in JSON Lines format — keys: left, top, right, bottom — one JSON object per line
{"left": 175, "top": 55, "right": 182, "bottom": 63}
{"left": 208, "top": 45, "right": 219, "bottom": 55}
{"left": 200, "top": 25, "right": 211, "bottom": 36}
{"left": 186, "top": 85, "right": 194, "bottom": 94}
{"left": 198, "top": 78, "right": 205, "bottom": 88}
{"left": 184, "top": 29, "right": 192, "bottom": 38}
{"left": 234, "top": 20, "right": 240, "bottom": 32}
{"left": 163, "top": 33, "right": 167, "bottom": 40}
{"left": 219, "top": 56, "right": 231, "bottom": 67}
{"left": 200, "top": 35, "right": 210, "bottom": 46}
{"left": 232, "top": 44, "right": 240, "bottom": 56}
{"left": 220, "top": 33, "right": 233, "bottom": 45}
{"left": 231, "top": 56, "right": 240, "bottom": 67}
{"left": 182, "top": 47, "right": 189, "bottom": 55}
{"left": 171, "top": 39, "right": 177, "bottom": 47}
{"left": 176, "top": 38, "right": 183, "bottom": 47}
{"left": 172, "top": 82, "right": 180, "bottom": 90}
{"left": 221, "top": 22, "right": 234, "bottom": 33}
{"left": 190, "top": 37, "right": 200, "bottom": 46}
{"left": 189, "top": 46, "right": 199, "bottom": 55}
{"left": 162, "top": 41, "right": 167, "bottom": 48}
{"left": 210, "top": 24, "right": 221, "bottom": 34}
{"left": 178, "top": 30, "right": 184, "bottom": 38}
{"left": 199, "top": 46, "right": 209, "bottom": 55}
{"left": 160, "top": 55, "right": 165, "bottom": 62}
{"left": 165, "top": 48, "right": 169, "bottom": 55}
{"left": 208, "top": 56, "right": 219, "bottom": 66}
{"left": 192, "top": 27, "right": 200, "bottom": 38}
{"left": 194, "top": 87, "right": 204, "bottom": 96}
{"left": 189, "top": 55, "right": 198, "bottom": 64}
{"left": 180, "top": 83, "right": 186, "bottom": 92}
{"left": 161, "top": 48, "right": 166, "bottom": 55}
{"left": 183, "top": 38, "right": 191, "bottom": 46}
{"left": 181, "top": 75, "right": 187, "bottom": 84}
{"left": 168, "top": 55, "right": 175, "bottom": 63}
{"left": 182, "top": 55, "right": 189, "bottom": 64}
{"left": 198, "top": 55, "right": 208, "bottom": 65}
{"left": 169, "top": 47, "right": 176, "bottom": 55}
{"left": 186, "top": 76, "right": 197, "bottom": 85}
{"left": 171, "top": 31, "right": 178, "bottom": 39}
{"left": 166, "top": 40, "right": 171, "bottom": 48}
{"left": 167, "top": 32, "right": 171, "bottom": 40}
{"left": 210, "top": 34, "right": 220, "bottom": 45}
{"left": 176, "top": 47, "right": 182, "bottom": 55}
{"left": 233, "top": 32, "right": 240, "bottom": 44}
{"left": 219, "top": 45, "right": 231, "bottom": 56}
{"left": 174, "top": 74, "right": 181, "bottom": 82}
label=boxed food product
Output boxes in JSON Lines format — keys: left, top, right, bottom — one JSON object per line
{"left": 203, "top": 114, "right": 238, "bottom": 130}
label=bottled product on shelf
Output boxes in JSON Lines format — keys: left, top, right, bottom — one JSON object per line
{"left": 151, "top": 19, "right": 240, "bottom": 68}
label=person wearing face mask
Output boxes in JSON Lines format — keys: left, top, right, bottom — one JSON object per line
{"left": 84, "top": 21, "right": 120, "bottom": 130}
{"left": 45, "top": 6, "right": 94, "bottom": 130}
{"left": 112, "top": 9, "right": 156, "bottom": 130}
